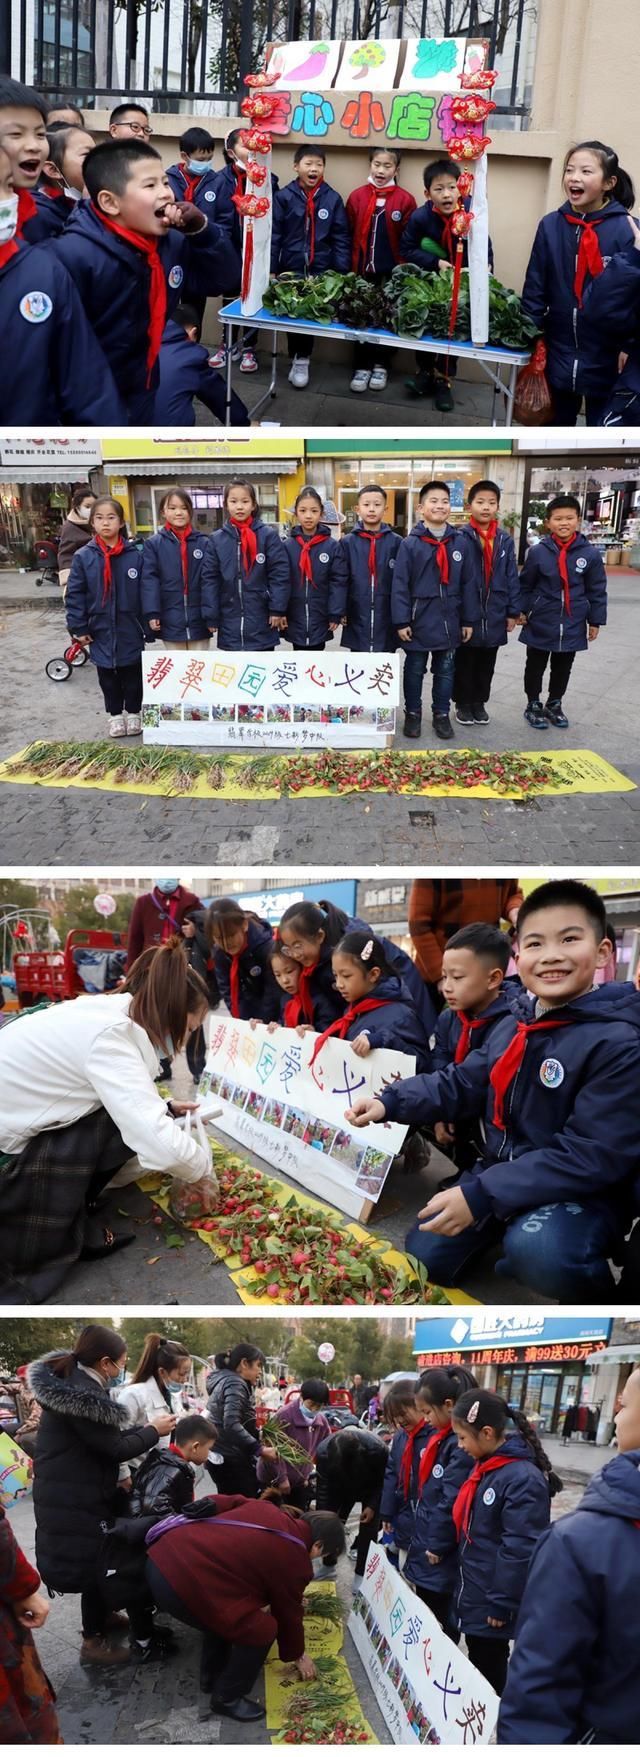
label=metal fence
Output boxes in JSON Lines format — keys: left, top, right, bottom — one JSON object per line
{"left": 9, "top": 0, "right": 534, "bottom": 115}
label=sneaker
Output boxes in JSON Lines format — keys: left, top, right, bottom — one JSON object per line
{"left": 230, "top": 341, "right": 243, "bottom": 363}
{"left": 131, "top": 1628, "right": 178, "bottom": 1664}
{"left": 435, "top": 380, "right": 454, "bottom": 412}
{"left": 544, "top": 698, "right": 569, "bottom": 728}
{"left": 403, "top": 711, "right": 422, "bottom": 738}
{"left": 350, "top": 369, "right": 371, "bottom": 393}
{"left": 455, "top": 704, "right": 476, "bottom": 725}
{"left": 405, "top": 371, "right": 435, "bottom": 399}
{"left": 472, "top": 702, "right": 490, "bottom": 724}
{"left": 210, "top": 346, "right": 226, "bottom": 369}
{"left": 524, "top": 699, "right": 549, "bottom": 730}
{"left": 108, "top": 715, "right": 126, "bottom": 738}
{"left": 369, "top": 366, "right": 387, "bottom": 391}
{"left": 124, "top": 711, "right": 142, "bottom": 736}
{"left": 80, "top": 1636, "right": 130, "bottom": 1666}
{"left": 433, "top": 712, "right": 454, "bottom": 739}
{"left": 239, "top": 349, "right": 258, "bottom": 373}
{"left": 288, "top": 357, "right": 310, "bottom": 389}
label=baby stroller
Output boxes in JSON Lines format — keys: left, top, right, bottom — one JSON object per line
{"left": 34, "top": 536, "right": 60, "bottom": 589}
{"left": 45, "top": 638, "right": 89, "bottom": 682}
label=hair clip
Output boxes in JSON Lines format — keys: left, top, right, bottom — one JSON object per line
{"left": 467, "top": 1399, "right": 480, "bottom": 1424}
{"left": 362, "top": 939, "right": 374, "bottom": 961}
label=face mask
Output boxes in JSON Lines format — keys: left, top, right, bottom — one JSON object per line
{"left": 0, "top": 193, "right": 18, "bottom": 244}
{"left": 299, "top": 1403, "right": 317, "bottom": 1423}
{"left": 76, "top": 506, "right": 93, "bottom": 522}
{"left": 165, "top": 1380, "right": 184, "bottom": 1399}
{"left": 62, "top": 182, "right": 83, "bottom": 202}
{"left": 110, "top": 1367, "right": 126, "bottom": 1387}
{"left": 186, "top": 158, "right": 212, "bottom": 174}
{"left": 155, "top": 878, "right": 180, "bottom": 894}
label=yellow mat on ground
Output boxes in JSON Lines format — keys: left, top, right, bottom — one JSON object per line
{"left": 0, "top": 743, "right": 633, "bottom": 799}
{"left": 265, "top": 1582, "right": 378, "bottom": 1742}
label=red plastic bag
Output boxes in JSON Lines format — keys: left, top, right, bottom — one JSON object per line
{"left": 514, "top": 339, "right": 554, "bottom": 425}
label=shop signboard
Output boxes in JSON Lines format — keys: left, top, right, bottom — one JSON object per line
{"left": 414, "top": 1314, "right": 612, "bottom": 1366}
{"left": 0, "top": 435, "right": 101, "bottom": 468}
{"left": 199, "top": 1018, "right": 413, "bottom": 1220}
{"left": 349, "top": 1543, "right": 499, "bottom": 1745}
{"left": 142, "top": 649, "right": 400, "bottom": 749}
{"left": 227, "top": 881, "right": 358, "bottom": 922}
{"left": 263, "top": 35, "right": 489, "bottom": 150}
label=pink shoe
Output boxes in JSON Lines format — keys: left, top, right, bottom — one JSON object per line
{"left": 210, "top": 346, "right": 226, "bottom": 369}
{"left": 239, "top": 350, "right": 258, "bottom": 373}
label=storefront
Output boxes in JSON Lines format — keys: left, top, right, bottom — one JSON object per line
{"left": 305, "top": 440, "right": 514, "bottom": 537}
{"left": 515, "top": 440, "right": 640, "bottom": 566}
{"left": 413, "top": 1314, "right": 612, "bottom": 1438}
{"left": 356, "top": 878, "right": 412, "bottom": 952}
{"left": 226, "top": 880, "right": 358, "bottom": 924}
{"left": 99, "top": 437, "right": 306, "bottom": 539}
{"left": 0, "top": 436, "right": 101, "bottom": 568}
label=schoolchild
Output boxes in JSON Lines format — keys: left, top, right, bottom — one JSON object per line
{"left": 271, "top": 145, "right": 351, "bottom": 390}
{"left": 200, "top": 476, "right": 290, "bottom": 649}
{"left": 51, "top": 139, "right": 237, "bottom": 419}
{"left": 108, "top": 102, "right": 152, "bottom": 142}
{"left": 519, "top": 493, "right": 607, "bottom": 730}
{"left": 342, "top": 483, "right": 401, "bottom": 653}
{"left": 450, "top": 1389, "right": 554, "bottom": 1694}
{"left": 210, "top": 127, "right": 279, "bottom": 374}
{"left": 522, "top": 139, "right": 637, "bottom": 425}
{"left": 404, "top": 1366, "right": 477, "bottom": 1628}
{"left": 431, "top": 923, "right": 518, "bottom": 1173}
{"left": 400, "top": 158, "right": 493, "bottom": 411}
{"left": 28, "top": 123, "right": 94, "bottom": 241}
{"left": 205, "top": 898, "right": 280, "bottom": 1023}
{"left": 391, "top": 480, "right": 474, "bottom": 740}
{"left": 455, "top": 480, "right": 521, "bottom": 725}
{"left": 318, "top": 929, "right": 431, "bottom": 1070}
{"left": 0, "top": 76, "right": 48, "bottom": 241}
{"left": 283, "top": 485, "right": 348, "bottom": 650}
{"left": 347, "top": 146, "right": 416, "bottom": 394}
{"left": 278, "top": 899, "right": 438, "bottom": 1039}
{"left": 348, "top": 879, "right": 640, "bottom": 1301}
{"left": 499, "top": 1366, "right": 640, "bottom": 1744}
{"left": 141, "top": 489, "right": 210, "bottom": 650}
{"left": 130, "top": 1415, "right": 218, "bottom": 1520}
{"left": 46, "top": 100, "right": 85, "bottom": 127}
{"left": 379, "top": 1381, "right": 432, "bottom": 1562}
{"left": 165, "top": 126, "right": 217, "bottom": 211}
{"left": 0, "top": 141, "right": 123, "bottom": 424}
{"left": 267, "top": 943, "right": 304, "bottom": 1027}
{"left": 154, "top": 302, "right": 249, "bottom": 427}
{"left": 65, "top": 496, "right": 144, "bottom": 738}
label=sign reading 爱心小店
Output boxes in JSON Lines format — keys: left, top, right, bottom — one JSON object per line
{"left": 198, "top": 1019, "right": 413, "bottom": 1220}
{"left": 142, "top": 649, "right": 400, "bottom": 749}
{"left": 349, "top": 1543, "right": 499, "bottom": 1745}
{"left": 263, "top": 34, "right": 489, "bottom": 148}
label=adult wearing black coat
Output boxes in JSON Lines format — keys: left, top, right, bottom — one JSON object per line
{"left": 28, "top": 1326, "right": 174, "bottom": 1666}
{"left": 315, "top": 1426, "right": 388, "bottom": 1575}
{"left": 206, "top": 1343, "right": 276, "bottom": 1497}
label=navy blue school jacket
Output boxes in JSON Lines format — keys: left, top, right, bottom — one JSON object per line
{"left": 342, "top": 522, "right": 401, "bottom": 652}
{"left": 405, "top": 1428, "right": 473, "bottom": 1596}
{"left": 212, "top": 917, "right": 280, "bottom": 1022}
{"left": 25, "top": 187, "right": 77, "bottom": 242}
{"left": 401, "top": 198, "right": 494, "bottom": 273}
{"left": 380, "top": 1424, "right": 432, "bottom": 1551}
{"left": 213, "top": 162, "right": 280, "bottom": 258}
{"left": 297, "top": 913, "right": 438, "bottom": 1039}
{"left": 521, "top": 199, "right": 636, "bottom": 396}
{"left": 51, "top": 201, "right": 238, "bottom": 418}
{"left": 459, "top": 524, "right": 521, "bottom": 647}
{"left": 166, "top": 163, "right": 220, "bottom": 217}
{"left": 0, "top": 239, "right": 123, "bottom": 425}
{"left": 431, "top": 990, "right": 519, "bottom": 1072}
{"left": 270, "top": 179, "right": 351, "bottom": 276}
{"left": 337, "top": 974, "right": 431, "bottom": 1071}
{"left": 382, "top": 981, "right": 640, "bottom": 1227}
{"left": 391, "top": 522, "right": 476, "bottom": 651}
{"left": 518, "top": 531, "right": 607, "bottom": 653}
{"left": 65, "top": 538, "right": 144, "bottom": 670}
{"left": 455, "top": 1432, "right": 550, "bottom": 1637}
{"left": 140, "top": 526, "right": 209, "bottom": 644}
{"left": 200, "top": 518, "right": 290, "bottom": 650}
{"left": 498, "top": 1449, "right": 640, "bottom": 1745}
{"left": 283, "top": 523, "right": 348, "bottom": 648}
{"left": 154, "top": 319, "right": 249, "bottom": 427}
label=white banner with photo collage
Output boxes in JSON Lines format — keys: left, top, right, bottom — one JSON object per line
{"left": 142, "top": 649, "right": 400, "bottom": 748}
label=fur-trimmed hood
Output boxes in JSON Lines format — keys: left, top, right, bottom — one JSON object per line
{"left": 28, "top": 1354, "right": 130, "bottom": 1427}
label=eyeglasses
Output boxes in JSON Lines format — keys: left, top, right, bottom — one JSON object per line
{"left": 116, "top": 121, "right": 153, "bottom": 138}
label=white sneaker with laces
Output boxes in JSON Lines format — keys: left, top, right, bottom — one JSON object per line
{"left": 288, "top": 357, "right": 310, "bottom": 388}
{"left": 108, "top": 715, "right": 126, "bottom": 738}
{"left": 210, "top": 346, "right": 226, "bottom": 369}
{"left": 369, "top": 366, "right": 388, "bottom": 391}
{"left": 124, "top": 712, "right": 142, "bottom": 736}
{"left": 240, "top": 350, "right": 258, "bottom": 373}
{"left": 350, "top": 369, "right": 371, "bottom": 393}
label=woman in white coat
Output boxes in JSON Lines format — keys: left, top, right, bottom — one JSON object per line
{"left": 118, "top": 1333, "right": 191, "bottom": 1463}
{"left": 0, "top": 938, "right": 211, "bottom": 1302}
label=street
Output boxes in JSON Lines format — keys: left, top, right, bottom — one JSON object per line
{"left": 0, "top": 573, "right": 638, "bottom": 864}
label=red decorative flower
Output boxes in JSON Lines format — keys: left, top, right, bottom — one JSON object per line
{"left": 450, "top": 94, "right": 496, "bottom": 123}
{"left": 240, "top": 128, "right": 273, "bottom": 154}
{"left": 448, "top": 134, "right": 492, "bottom": 161}
{"left": 232, "top": 191, "right": 271, "bottom": 218}
{"left": 247, "top": 160, "right": 268, "bottom": 186}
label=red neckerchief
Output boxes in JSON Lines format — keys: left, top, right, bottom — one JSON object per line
{"left": 229, "top": 516, "right": 258, "bottom": 575}
{"left": 16, "top": 189, "right": 37, "bottom": 238}
{"left": 419, "top": 531, "right": 452, "bottom": 585}
{"left": 551, "top": 535, "right": 578, "bottom": 616}
{"left": 166, "top": 522, "right": 193, "bottom": 600}
{"left": 303, "top": 186, "right": 318, "bottom": 265}
{"left": 298, "top": 961, "right": 319, "bottom": 1023}
{"left": 232, "top": 162, "right": 247, "bottom": 198}
{"left": 564, "top": 211, "right": 607, "bottom": 305}
{"left": 229, "top": 931, "right": 248, "bottom": 1018}
{"left": 295, "top": 532, "right": 325, "bottom": 583}
{"left": 399, "top": 1418, "right": 428, "bottom": 1500}
{"left": 94, "top": 205, "right": 167, "bottom": 385}
{"left": 490, "top": 1018, "right": 571, "bottom": 1130}
{"left": 94, "top": 534, "right": 125, "bottom": 604}
{"left": 352, "top": 183, "right": 398, "bottom": 271}
{"left": 283, "top": 994, "right": 303, "bottom": 1027}
{"left": 178, "top": 168, "right": 201, "bottom": 204}
{"left": 43, "top": 183, "right": 64, "bottom": 200}
{"left": 356, "top": 527, "right": 384, "bottom": 584}
{"left": 0, "top": 238, "right": 19, "bottom": 269}
{"left": 438, "top": 213, "right": 455, "bottom": 264}
{"left": 454, "top": 1012, "right": 487, "bottom": 1064}
{"left": 153, "top": 885, "right": 182, "bottom": 941}
{"left": 310, "top": 996, "right": 392, "bottom": 1066}
{"left": 418, "top": 1422, "right": 451, "bottom": 1493}
{"left": 470, "top": 517, "right": 498, "bottom": 588}
{"left": 452, "top": 1453, "right": 518, "bottom": 1540}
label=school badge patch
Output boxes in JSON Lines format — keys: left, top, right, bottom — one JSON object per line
{"left": 539, "top": 1057, "right": 565, "bottom": 1089}
{"left": 168, "top": 265, "right": 184, "bottom": 288}
{"left": 19, "top": 290, "right": 53, "bottom": 323}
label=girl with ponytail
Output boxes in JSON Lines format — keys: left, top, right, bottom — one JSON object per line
{"left": 278, "top": 899, "right": 437, "bottom": 1036}
{"left": 404, "top": 1366, "right": 478, "bottom": 1630}
{"left": 205, "top": 898, "right": 280, "bottom": 1022}
{"left": 116, "top": 1332, "right": 191, "bottom": 1461}
{"left": 379, "top": 1381, "right": 432, "bottom": 1563}
{"left": 0, "top": 937, "right": 212, "bottom": 1300}
{"left": 448, "top": 1388, "right": 554, "bottom": 1695}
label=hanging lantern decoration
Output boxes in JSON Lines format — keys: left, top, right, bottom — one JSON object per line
{"left": 240, "top": 128, "right": 273, "bottom": 155}
{"left": 448, "top": 133, "right": 493, "bottom": 162}
{"left": 448, "top": 205, "right": 474, "bottom": 337}
{"left": 450, "top": 93, "right": 496, "bottom": 124}
{"left": 460, "top": 68, "right": 498, "bottom": 91}
{"left": 238, "top": 74, "right": 278, "bottom": 316}
{"left": 232, "top": 191, "right": 271, "bottom": 301}
{"left": 246, "top": 160, "right": 269, "bottom": 186}
{"left": 240, "top": 93, "right": 279, "bottom": 121}
{"left": 244, "top": 71, "right": 281, "bottom": 88}
{"left": 456, "top": 169, "right": 476, "bottom": 199}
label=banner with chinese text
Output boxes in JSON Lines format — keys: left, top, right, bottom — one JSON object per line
{"left": 142, "top": 649, "right": 400, "bottom": 749}
{"left": 263, "top": 35, "right": 489, "bottom": 148}
{"left": 349, "top": 1543, "right": 499, "bottom": 1745}
{"left": 198, "top": 1018, "right": 413, "bottom": 1220}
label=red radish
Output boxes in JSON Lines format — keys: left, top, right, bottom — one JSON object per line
{"left": 266, "top": 1282, "right": 280, "bottom": 1297}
